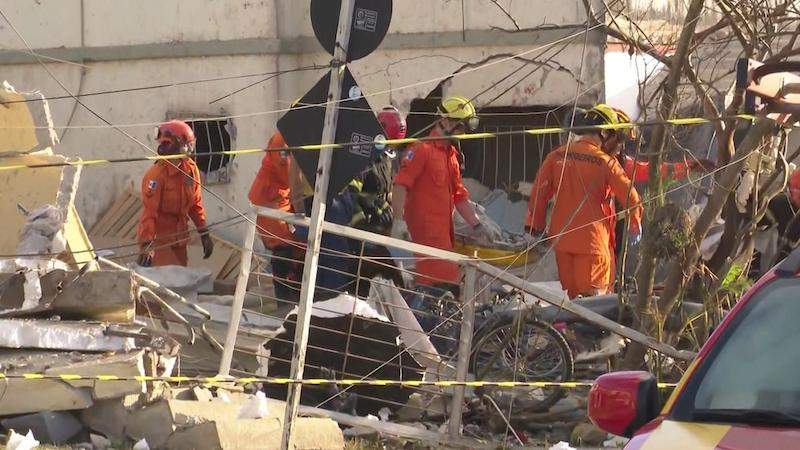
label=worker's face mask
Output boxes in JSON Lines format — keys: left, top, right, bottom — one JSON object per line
{"left": 157, "top": 137, "right": 191, "bottom": 156}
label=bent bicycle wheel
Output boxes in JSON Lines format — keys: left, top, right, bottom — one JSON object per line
{"left": 470, "top": 316, "right": 574, "bottom": 412}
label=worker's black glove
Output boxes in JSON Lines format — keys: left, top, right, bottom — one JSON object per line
{"left": 368, "top": 200, "right": 393, "bottom": 228}
{"left": 138, "top": 241, "right": 154, "bottom": 267}
{"left": 198, "top": 228, "right": 214, "bottom": 259}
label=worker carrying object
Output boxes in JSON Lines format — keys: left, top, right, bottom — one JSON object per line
{"left": 293, "top": 106, "right": 409, "bottom": 299}
{"left": 248, "top": 131, "right": 305, "bottom": 303}
{"left": 392, "top": 96, "right": 500, "bottom": 292}
{"left": 526, "top": 104, "right": 643, "bottom": 299}
{"left": 138, "top": 120, "right": 214, "bottom": 267}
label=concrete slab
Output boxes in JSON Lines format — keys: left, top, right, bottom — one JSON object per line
{"left": 1, "top": 411, "right": 83, "bottom": 444}
{"left": 166, "top": 417, "right": 344, "bottom": 450}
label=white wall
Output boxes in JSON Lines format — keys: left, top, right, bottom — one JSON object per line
{"left": 0, "top": 0, "right": 603, "bottom": 242}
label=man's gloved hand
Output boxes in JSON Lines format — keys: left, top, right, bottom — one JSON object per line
{"left": 391, "top": 218, "right": 412, "bottom": 241}
{"left": 374, "top": 202, "right": 393, "bottom": 227}
{"left": 138, "top": 241, "right": 154, "bottom": 267}
{"left": 198, "top": 229, "right": 214, "bottom": 259}
{"left": 365, "top": 199, "right": 393, "bottom": 228}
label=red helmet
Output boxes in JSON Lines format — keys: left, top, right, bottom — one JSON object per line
{"left": 790, "top": 168, "right": 800, "bottom": 207}
{"left": 377, "top": 106, "right": 407, "bottom": 140}
{"left": 157, "top": 120, "right": 195, "bottom": 147}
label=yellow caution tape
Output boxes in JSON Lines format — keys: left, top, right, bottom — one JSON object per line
{"left": 0, "top": 114, "right": 756, "bottom": 172}
{"left": 0, "top": 373, "right": 678, "bottom": 389}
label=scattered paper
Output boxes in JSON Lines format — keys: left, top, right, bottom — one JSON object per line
{"left": 237, "top": 391, "right": 269, "bottom": 419}
{"left": 7, "top": 429, "right": 40, "bottom": 450}
{"left": 549, "top": 442, "right": 576, "bottom": 450}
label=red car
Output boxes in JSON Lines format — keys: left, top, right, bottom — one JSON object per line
{"left": 588, "top": 249, "right": 800, "bottom": 449}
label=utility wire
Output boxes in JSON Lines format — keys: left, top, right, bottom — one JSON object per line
{"left": 0, "top": 65, "right": 329, "bottom": 106}
{"left": 0, "top": 114, "right": 756, "bottom": 172}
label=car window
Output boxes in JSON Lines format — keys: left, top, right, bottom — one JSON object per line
{"left": 674, "top": 278, "right": 800, "bottom": 418}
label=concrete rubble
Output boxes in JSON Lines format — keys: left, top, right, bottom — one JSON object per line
{"left": 0, "top": 206, "right": 347, "bottom": 448}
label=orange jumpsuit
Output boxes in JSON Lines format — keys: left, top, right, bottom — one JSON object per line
{"left": 606, "top": 156, "right": 691, "bottom": 284}
{"left": 622, "top": 156, "right": 690, "bottom": 184}
{"left": 138, "top": 158, "right": 207, "bottom": 267}
{"left": 394, "top": 129, "right": 470, "bottom": 287}
{"left": 526, "top": 140, "right": 642, "bottom": 298}
{"left": 248, "top": 132, "right": 297, "bottom": 249}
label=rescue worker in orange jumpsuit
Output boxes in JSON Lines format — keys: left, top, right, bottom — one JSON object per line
{"left": 138, "top": 120, "right": 214, "bottom": 267}
{"left": 526, "top": 104, "right": 643, "bottom": 298}
{"left": 392, "top": 96, "right": 500, "bottom": 295}
{"left": 248, "top": 131, "right": 305, "bottom": 303}
{"left": 606, "top": 108, "right": 714, "bottom": 286}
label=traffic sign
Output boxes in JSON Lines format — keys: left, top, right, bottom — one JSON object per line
{"left": 311, "top": 0, "right": 392, "bottom": 61}
{"left": 277, "top": 67, "right": 384, "bottom": 201}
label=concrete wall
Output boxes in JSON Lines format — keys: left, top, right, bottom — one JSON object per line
{"left": 0, "top": 0, "right": 604, "bottom": 242}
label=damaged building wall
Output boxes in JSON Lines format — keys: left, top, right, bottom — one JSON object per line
{"left": 0, "top": 0, "right": 604, "bottom": 243}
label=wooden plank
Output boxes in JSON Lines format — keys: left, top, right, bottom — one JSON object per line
{"left": 218, "top": 253, "right": 241, "bottom": 281}
{"left": 187, "top": 243, "right": 234, "bottom": 280}
{"left": 119, "top": 202, "right": 144, "bottom": 239}
{"left": 94, "top": 191, "right": 135, "bottom": 236}
{"left": 90, "top": 190, "right": 130, "bottom": 235}
{"left": 100, "top": 194, "right": 138, "bottom": 238}
{"left": 65, "top": 204, "right": 96, "bottom": 266}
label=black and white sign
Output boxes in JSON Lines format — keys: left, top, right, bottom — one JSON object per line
{"left": 310, "top": 0, "right": 392, "bottom": 62}
{"left": 277, "top": 68, "right": 384, "bottom": 201}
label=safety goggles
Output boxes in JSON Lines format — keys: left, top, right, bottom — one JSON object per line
{"left": 452, "top": 116, "right": 480, "bottom": 132}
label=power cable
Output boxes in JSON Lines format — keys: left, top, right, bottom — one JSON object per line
{"left": 0, "top": 114, "right": 756, "bottom": 172}
{"left": 0, "top": 65, "right": 329, "bottom": 106}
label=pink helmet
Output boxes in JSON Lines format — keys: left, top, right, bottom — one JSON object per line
{"left": 790, "top": 168, "right": 800, "bottom": 207}
{"left": 157, "top": 120, "right": 195, "bottom": 147}
{"left": 377, "top": 106, "right": 407, "bottom": 140}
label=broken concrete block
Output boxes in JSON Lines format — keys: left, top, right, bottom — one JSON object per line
{"left": 166, "top": 418, "right": 344, "bottom": 450}
{"left": 0, "top": 320, "right": 137, "bottom": 352}
{"left": 47, "top": 350, "right": 146, "bottom": 400}
{"left": 1, "top": 411, "right": 83, "bottom": 445}
{"left": 0, "top": 350, "right": 146, "bottom": 416}
{"left": 192, "top": 386, "right": 213, "bottom": 402}
{"left": 90, "top": 433, "right": 112, "bottom": 450}
{"left": 125, "top": 399, "right": 248, "bottom": 448}
{"left": 79, "top": 396, "right": 139, "bottom": 440}
{"left": 0, "top": 378, "right": 94, "bottom": 416}
{"left": 0, "top": 270, "right": 136, "bottom": 322}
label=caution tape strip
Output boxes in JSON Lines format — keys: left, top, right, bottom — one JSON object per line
{"left": 0, "top": 114, "right": 756, "bottom": 172}
{"left": 0, "top": 373, "right": 678, "bottom": 389}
